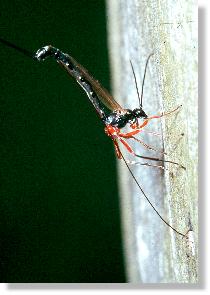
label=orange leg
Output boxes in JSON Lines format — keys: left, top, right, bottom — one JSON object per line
{"left": 111, "top": 136, "right": 136, "bottom": 158}
{"left": 146, "top": 105, "right": 182, "bottom": 120}
{"left": 105, "top": 120, "right": 149, "bottom": 140}
{"left": 117, "top": 137, "right": 135, "bottom": 155}
{"left": 121, "top": 105, "right": 181, "bottom": 139}
{"left": 118, "top": 129, "right": 142, "bottom": 138}
{"left": 113, "top": 139, "right": 122, "bottom": 159}
{"left": 118, "top": 120, "right": 149, "bottom": 138}
{"left": 106, "top": 123, "right": 161, "bottom": 156}
{"left": 138, "top": 120, "right": 149, "bottom": 128}
{"left": 117, "top": 125, "right": 165, "bottom": 154}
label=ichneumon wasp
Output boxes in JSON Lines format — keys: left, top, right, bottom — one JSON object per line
{"left": 0, "top": 38, "right": 189, "bottom": 238}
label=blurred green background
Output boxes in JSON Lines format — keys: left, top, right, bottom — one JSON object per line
{"left": 0, "top": 0, "right": 125, "bottom": 282}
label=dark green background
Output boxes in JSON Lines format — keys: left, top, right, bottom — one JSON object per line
{"left": 0, "top": 0, "right": 125, "bottom": 282}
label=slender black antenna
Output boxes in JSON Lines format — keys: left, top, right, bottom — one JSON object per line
{"left": 120, "top": 151, "right": 186, "bottom": 237}
{"left": 0, "top": 37, "right": 34, "bottom": 59}
{"left": 140, "top": 53, "right": 154, "bottom": 108}
{"left": 130, "top": 60, "right": 141, "bottom": 108}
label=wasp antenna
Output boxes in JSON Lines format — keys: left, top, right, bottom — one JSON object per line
{"left": 130, "top": 60, "right": 141, "bottom": 108}
{"left": 140, "top": 53, "right": 154, "bottom": 108}
{"left": 0, "top": 37, "right": 34, "bottom": 59}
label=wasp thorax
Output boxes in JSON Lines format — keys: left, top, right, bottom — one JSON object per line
{"left": 105, "top": 109, "right": 139, "bottom": 129}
